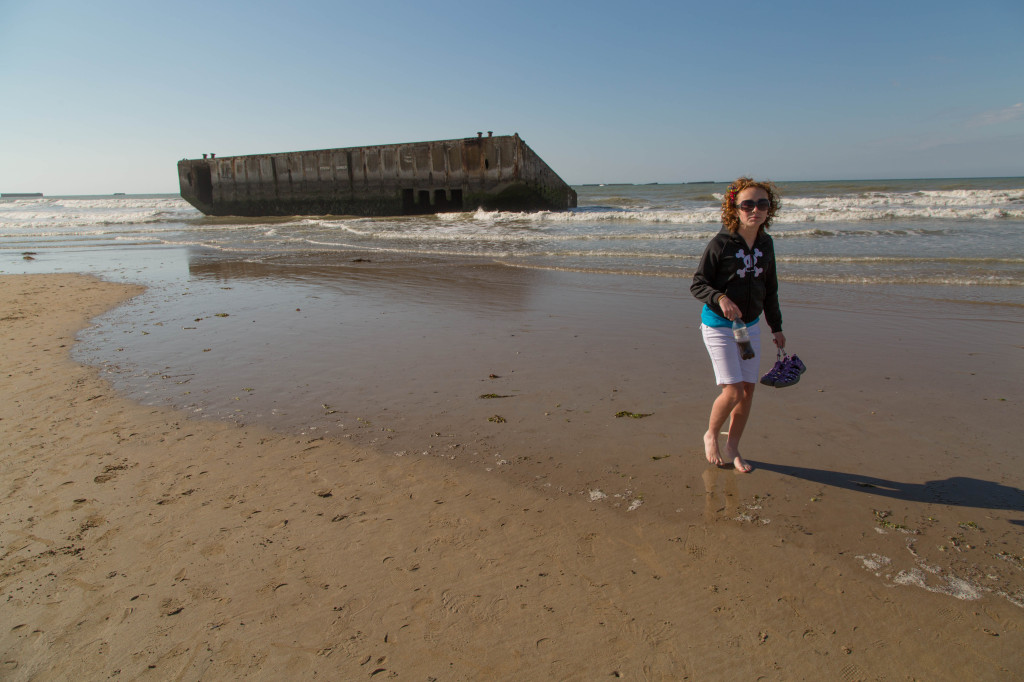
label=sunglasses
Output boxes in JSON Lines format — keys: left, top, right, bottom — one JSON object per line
{"left": 737, "top": 199, "right": 771, "bottom": 212}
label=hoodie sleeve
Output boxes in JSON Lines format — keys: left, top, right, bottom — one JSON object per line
{"left": 690, "top": 236, "right": 724, "bottom": 307}
{"left": 762, "top": 239, "right": 783, "bottom": 333}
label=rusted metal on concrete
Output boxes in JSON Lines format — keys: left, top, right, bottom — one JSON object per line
{"left": 178, "top": 134, "right": 576, "bottom": 217}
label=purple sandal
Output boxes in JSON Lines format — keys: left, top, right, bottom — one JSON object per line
{"left": 772, "top": 357, "right": 801, "bottom": 388}
{"left": 760, "top": 349, "right": 806, "bottom": 388}
{"left": 788, "top": 354, "right": 807, "bottom": 375}
{"left": 760, "top": 349, "right": 786, "bottom": 387}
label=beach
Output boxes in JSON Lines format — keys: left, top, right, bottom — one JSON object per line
{"left": 5, "top": 0, "right": 1024, "bottom": 670}
{"left": 2, "top": 181, "right": 1023, "bottom": 678}
{"left": 2, "top": 268, "right": 1022, "bottom": 680}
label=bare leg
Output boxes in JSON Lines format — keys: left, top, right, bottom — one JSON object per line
{"left": 724, "top": 382, "right": 756, "bottom": 473}
{"left": 704, "top": 383, "right": 744, "bottom": 467}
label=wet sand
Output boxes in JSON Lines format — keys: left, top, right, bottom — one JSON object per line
{"left": 68, "top": 253, "right": 1024, "bottom": 525}
{"left": 2, "top": 271, "right": 1023, "bottom": 680}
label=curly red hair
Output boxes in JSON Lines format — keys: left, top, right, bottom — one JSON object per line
{"left": 721, "top": 177, "right": 780, "bottom": 234}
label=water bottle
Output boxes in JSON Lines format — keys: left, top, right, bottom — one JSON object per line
{"left": 732, "top": 319, "right": 756, "bottom": 359}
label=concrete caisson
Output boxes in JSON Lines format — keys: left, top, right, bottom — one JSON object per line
{"left": 178, "top": 133, "right": 576, "bottom": 217}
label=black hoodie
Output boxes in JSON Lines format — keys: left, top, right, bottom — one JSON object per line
{"left": 690, "top": 226, "right": 783, "bottom": 333}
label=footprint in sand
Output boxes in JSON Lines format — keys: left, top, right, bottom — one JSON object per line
{"left": 576, "top": 532, "right": 597, "bottom": 560}
{"left": 93, "top": 462, "right": 130, "bottom": 484}
{"left": 840, "top": 662, "right": 869, "bottom": 681}
{"left": 938, "top": 605, "right": 965, "bottom": 623}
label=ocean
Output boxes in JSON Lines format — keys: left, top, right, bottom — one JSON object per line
{"left": 2, "top": 177, "right": 1022, "bottom": 307}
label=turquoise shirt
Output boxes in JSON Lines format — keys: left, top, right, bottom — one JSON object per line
{"left": 702, "top": 305, "right": 759, "bottom": 329}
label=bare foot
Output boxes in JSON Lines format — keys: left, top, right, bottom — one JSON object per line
{"left": 724, "top": 442, "right": 752, "bottom": 473}
{"left": 704, "top": 431, "right": 723, "bottom": 466}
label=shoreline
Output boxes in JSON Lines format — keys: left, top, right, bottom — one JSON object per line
{"left": 1, "top": 272, "right": 1022, "bottom": 679}
{"left": 66, "top": 253, "right": 1023, "bottom": 521}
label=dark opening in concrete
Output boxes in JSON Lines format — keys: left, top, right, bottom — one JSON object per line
{"left": 196, "top": 166, "right": 213, "bottom": 204}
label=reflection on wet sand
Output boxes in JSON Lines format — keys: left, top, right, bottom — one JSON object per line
{"left": 186, "top": 252, "right": 547, "bottom": 313}
{"left": 703, "top": 467, "right": 739, "bottom": 522}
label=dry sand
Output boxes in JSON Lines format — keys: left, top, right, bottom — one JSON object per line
{"left": 2, "top": 273, "right": 1023, "bottom": 680}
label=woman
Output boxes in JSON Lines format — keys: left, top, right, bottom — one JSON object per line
{"left": 690, "top": 177, "right": 786, "bottom": 473}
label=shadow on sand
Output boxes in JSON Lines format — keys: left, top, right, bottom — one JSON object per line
{"left": 754, "top": 462, "right": 1024, "bottom": 524}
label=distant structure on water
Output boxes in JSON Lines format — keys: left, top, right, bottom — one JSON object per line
{"left": 178, "top": 133, "right": 576, "bottom": 217}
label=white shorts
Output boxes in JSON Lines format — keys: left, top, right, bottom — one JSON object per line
{"left": 701, "top": 323, "right": 762, "bottom": 385}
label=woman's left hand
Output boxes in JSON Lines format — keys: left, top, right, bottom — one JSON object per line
{"left": 772, "top": 331, "right": 786, "bottom": 348}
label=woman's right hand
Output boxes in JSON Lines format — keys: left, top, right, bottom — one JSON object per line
{"left": 718, "top": 295, "right": 741, "bottom": 321}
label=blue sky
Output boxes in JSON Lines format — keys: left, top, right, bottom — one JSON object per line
{"left": 1, "top": 0, "right": 1022, "bottom": 193}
